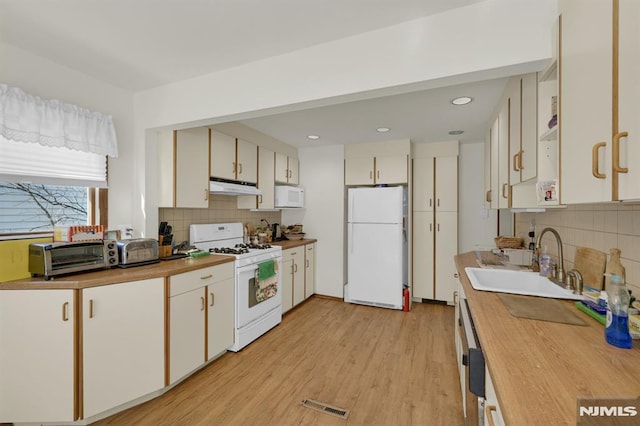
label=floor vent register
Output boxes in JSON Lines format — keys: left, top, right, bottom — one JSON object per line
{"left": 301, "top": 398, "right": 350, "bottom": 420}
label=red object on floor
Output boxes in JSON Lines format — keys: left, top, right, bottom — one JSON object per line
{"left": 403, "top": 288, "right": 410, "bottom": 312}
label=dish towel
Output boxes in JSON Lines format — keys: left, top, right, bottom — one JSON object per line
{"left": 258, "top": 260, "right": 276, "bottom": 281}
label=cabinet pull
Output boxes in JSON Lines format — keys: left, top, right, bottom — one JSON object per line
{"left": 62, "top": 301, "right": 69, "bottom": 322}
{"left": 233, "top": 162, "right": 237, "bottom": 174}
{"left": 486, "top": 189, "right": 492, "bottom": 203}
{"left": 259, "top": 194, "right": 263, "bottom": 204}
{"left": 294, "top": 263, "right": 298, "bottom": 273}
{"left": 437, "top": 198, "right": 440, "bottom": 207}
{"left": 429, "top": 198, "right": 432, "bottom": 207}
{"left": 437, "top": 223, "right": 440, "bottom": 232}
{"left": 592, "top": 142, "right": 607, "bottom": 179}
{"left": 200, "top": 296, "right": 205, "bottom": 311}
{"left": 204, "top": 188, "right": 208, "bottom": 201}
{"left": 429, "top": 223, "right": 433, "bottom": 232}
{"left": 453, "top": 291, "right": 458, "bottom": 306}
{"left": 613, "top": 131, "right": 629, "bottom": 174}
{"left": 306, "top": 259, "right": 309, "bottom": 268}
{"left": 485, "top": 405, "right": 497, "bottom": 426}
{"left": 291, "top": 264, "right": 295, "bottom": 275}
{"left": 377, "top": 170, "right": 380, "bottom": 180}
{"left": 518, "top": 150, "right": 524, "bottom": 170}
{"left": 200, "top": 274, "right": 213, "bottom": 280}
{"left": 288, "top": 169, "right": 292, "bottom": 178}
{"left": 512, "top": 153, "right": 519, "bottom": 171}
{"left": 210, "top": 292, "right": 215, "bottom": 307}
{"left": 239, "top": 163, "right": 244, "bottom": 175}
{"left": 501, "top": 183, "right": 509, "bottom": 199}
{"left": 89, "top": 299, "right": 94, "bottom": 319}
{"left": 369, "top": 171, "right": 373, "bottom": 180}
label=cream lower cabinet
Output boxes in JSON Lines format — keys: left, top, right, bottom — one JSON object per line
{"left": 304, "top": 243, "right": 315, "bottom": 298}
{"left": 281, "top": 246, "right": 305, "bottom": 313}
{"left": 0, "top": 289, "right": 75, "bottom": 423}
{"left": 82, "top": 278, "right": 165, "bottom": 419}
{"left": 169, "top": 263, "right": 234, "bottom": 383}
{"left": 412, "top": 211, "right": 435, "bottom": 299}
{"left": 484, "top": 365, "right": 505, "bottom": 426}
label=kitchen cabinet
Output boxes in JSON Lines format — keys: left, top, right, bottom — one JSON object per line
{"left": 509, "top": 74, "right": 538, "bottom": 185}
{"left": 412, "top": 156, "right": 458, "bottom": 304}
{"left": 281, "top": 246, "right": 305, "bottom": 313}
{"left": 0, "top": 289, "right": 76, "bottom": 423}
{"left": 344, "top": 155, "right": 408, "bottom": 185}
{"left": 497, "top": 102, "right": 510, "bottom": 208}
{"left": 484, "top": 365, "right": 505, "bottom": 426}
{"left": 238, "top": 146, "right": 276, "bottom": 210}
{"left": 304, "top": 243, "right": 315, "bottom": 298}
{"left": 559, "top": 0, "right": 640, "bottom": 202}
{"left": 454, "top": 281, "right": 466, "bottom": 419}
{"left": 211, "top": 130, "right": 258, "bottom": 184}
{"left": 169, "top": 263, "right": 234, "bottom": 383}
{"left": 158, "top": 128, "right": 210, "bottom": 208}
{"left": 82, "top": 278, "right": 164, "bottom": 418}
{"left": 275, "top": 152, "right": 299, "bottom": 185}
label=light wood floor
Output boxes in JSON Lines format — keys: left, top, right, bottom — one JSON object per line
{"left": 95, "top": 297, "right": 463, "bottom": 425}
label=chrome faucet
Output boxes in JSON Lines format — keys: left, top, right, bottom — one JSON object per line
{"left": 535, "top": 227, "right": 565, "bottom": 285}
{"left": 567, "top": 269, "right": 584, "bottom": 295}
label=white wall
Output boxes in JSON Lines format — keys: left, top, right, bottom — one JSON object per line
{"left": 459, "top": 141, "right": 499, "bottom": 251}
{"left": 0, "top": 42, "right": 135, "bottom": 231}
{"left": 136, "top": 0, "right": 556, "bottom": 236}
{"left": 281, "top": 145, "right": 345, "bottom": 298}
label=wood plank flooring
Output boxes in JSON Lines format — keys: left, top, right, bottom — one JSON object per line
{"left": 95, "top": 297, "right": 463, "bottom": 425}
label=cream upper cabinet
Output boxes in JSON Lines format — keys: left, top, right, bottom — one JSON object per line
{"left": 489, "top": 117, "right": 500, "bottom": 209}
{"left": 345, "top": 155, "right": 407, "bottom": 185}
{"left": 509, "top": 74, "right": 538, "bottom": 185}
{"left": 275, "top": 152, "right": 299, "bottom": 185}
{"left": 484, "top": 126, "right": 492, "bottom": 207}
{"left": 344, "top": 157, "right": 374, "bottom": 185}
{"left": 158, "top": 129, "right": 210, "bottom": 208}
{"left": 211, "top": 131, "right": 258, "bottom": 184}
{"left": 238, "top": 146, "right": 276, "bottom": 210}
{"left": 497, "top": 101, "right": 510, "bottom": 208}
{"left": 0, "top": 290, "right": 75, "bottom": 423}
{"left": 82, "top": 278, "right": 165, "bottom": 419}
{"left": 412, "top": 157, "right": 434, "bottom": 211}
{"left": 435, "top": 156, "right": 458, "bottom": 212}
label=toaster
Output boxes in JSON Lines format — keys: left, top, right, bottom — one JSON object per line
{"left": 116, "top": 238, "right": 160, "bottom": 267}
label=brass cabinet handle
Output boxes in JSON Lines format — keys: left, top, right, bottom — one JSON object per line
{"left": 377, "top": 170, "right": 380, "bottom": 180}
{"left": 259, "top": 194, "right": 263, "bottom": 204}
{"left": 89, "top": 299, "right": 94, "bottom": 319}
{"left": 512, "top": 153, "right": 519, "bottom": 172}
{"left": 486, "top": 190, "right": 492, "bottom": 203}
{"left": 239, "top": 163, "right": 243, "bottom": 175}
{"left": 291, "top": 264, "right": 295, "bottom": 275}
{"left": 210, "top": 292, "right": 215, "bottom": 307}
{"left": 62, "top": 302, "right": 69, "bottom": 322}
{"left": 437, "top": 198, "right": 440, "bottom": 207}
{"left": 613, "top": 131, "right": 629, "bottom": 174}
{"left": 200, "top": 274, "right": 213, "bottom": 280}
{"left": 518, "top": 150, "right": 524, "bottom": 170}
{"left": 294, "top": 263, "right": 298, "bottom": 273}
{"left": 429, "top": 223, "right": 433, "bottom": 232}
{"left": 502, "top": 183, "right": 509, "bottom": 198}
{"left": 306, "top": 259, "right": 309, "bottom": 268}
{"left": 369, "top": 170, "right": 373, "bottom": 180}
{"left": 485, "top": 405, "right": 497, "bottom": 426}
{"left": 592, "top": 142, "right": 607, "bottom": 179}
{"left": 204, "top": 188, "right": 208, "bottom": 201}
{"left": 200, "top": 296, "right": 205, "bottom": 311}
{"left": 453, "top": 291, "right": 458, "bottom": 306}
{"left": 437, "top": 223, "right": 441, "bottom": 232}
{"left": 429, "top": 198, "right": 432, "bottom": 207}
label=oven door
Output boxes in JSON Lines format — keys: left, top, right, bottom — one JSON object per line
{"left": 236, "top": 258, "right": 282, "bottom": 329}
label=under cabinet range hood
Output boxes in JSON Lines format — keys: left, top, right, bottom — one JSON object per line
{"left": 209, "top": 179, "right": 262, "bottom": 196}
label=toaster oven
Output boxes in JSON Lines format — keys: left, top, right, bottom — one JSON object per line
{"left": 29, "top": 240, "right": 118, "bottom": 280}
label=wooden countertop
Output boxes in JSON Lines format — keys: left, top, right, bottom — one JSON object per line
{"left": 0, "top": 254, "right": 235, "bottom": 290}
{"left": 272, "top": 238, "right": 316, "bottom": 250}
{"left": 455, "top": 252, "right": 640, "bottom": 425}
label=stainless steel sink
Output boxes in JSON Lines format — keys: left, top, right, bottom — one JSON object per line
{"left": 465, "top": 267, "right": 584, "bottom": 300}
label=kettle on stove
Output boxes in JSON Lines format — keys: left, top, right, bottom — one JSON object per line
{"left": 272, "top": 223, "right": 282, "bottom": 241}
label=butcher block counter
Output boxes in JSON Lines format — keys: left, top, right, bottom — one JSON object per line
{"left": 455, "top": 252, "right": 640, "bottom": 425}
{"left": 0, "top": 254, "right": 235, "bottom": 290}
{"left": 272, "top": 238, "right": 317, "bottom": 250}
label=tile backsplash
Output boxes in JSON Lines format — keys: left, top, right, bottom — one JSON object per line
{"left": 515, "top": 203, "right": 640, "bottom": 296}
{"left": 159, "top": 195, "right": 281, "bottom": 245}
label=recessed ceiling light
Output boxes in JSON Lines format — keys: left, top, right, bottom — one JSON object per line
{"left": 307, "top": 135, "right": 319, "bottom": 140}
{"left": 448, "top": 130, "right": 464, "bottom": 135}
{"left": 376, "top": 127, "right": 391, "bottom": 133}
{"left": 451, "top": 96, "right": 473, "bottom": 106}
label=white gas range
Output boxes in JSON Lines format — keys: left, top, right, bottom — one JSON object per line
{"left": 190, "top": 222, "right": 282, "bottom": 352}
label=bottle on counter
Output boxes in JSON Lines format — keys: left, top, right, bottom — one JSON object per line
{"left": 605, "top": 274, "right": 632, "bottom": 349}
{"left": 605, "top": 248, "right": 625, "bottom": 289}
{"left": 539, "top": 246, "right": 553, "bottom": 277}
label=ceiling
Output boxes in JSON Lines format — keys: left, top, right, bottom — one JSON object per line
{"left": 0, "top": 0, "right": 508, "bottom": 147}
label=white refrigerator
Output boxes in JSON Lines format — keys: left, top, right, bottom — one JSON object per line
{"left": 345, "top": 186, "right": 407, "bottom": 310}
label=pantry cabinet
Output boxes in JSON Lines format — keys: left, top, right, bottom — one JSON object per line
{"left": 211, "top": 130, "right": 258, "bottom": 184}
{"left": 412, "top": 154, "right": 458, "bottom": 304}
{"left": 559, "top": 0, "right": 640, "bottom": 202}
{"left": 275, "top": 152, "right": 299, "bottom": 185}
{"left": 82, "top": 278, "right": 164, "bottom": 418}
{"left": 169, "top": 263, "right": 234, "bottom": 384}
{"left": 0, "top": 289, "right": 76, "bottom": 423}
{"left": 238, "top": 146, "right": 276, "bottom": 210}
{"left": 158, "top": 128, "right": 210, "bottom": 208}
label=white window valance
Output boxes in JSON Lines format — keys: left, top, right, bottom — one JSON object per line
{"left": 0, "top": 84, "right": 118, "bottom": 157}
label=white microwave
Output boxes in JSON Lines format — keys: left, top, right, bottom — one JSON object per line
{"left": 274, "top": 185, "right": 304, "bottom": 208}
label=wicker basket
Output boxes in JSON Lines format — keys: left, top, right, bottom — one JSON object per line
{"left": 494, "top": 236, "right": 523, "bottom": 249}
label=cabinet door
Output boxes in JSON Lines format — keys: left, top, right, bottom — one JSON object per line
{"left": 521, "top": 74, "right": 538, "bottom": 182}
{"left": 211, "top": 130, "right": 237, "bottom": 181}
{"left": 0, "top": 290, "right": 75, "bottom": 423}
{"left": 258, "top": 147, "right": 275, "bottom": 208}
{"left": 435, "top": 212, "right": 458, "bottom": 305}
{"left": 484, "top": 127, "right": 492, "bottom": 207}
{"left": 435, "top": 156, "right": 458, "bottom": 212}
{"left": 412, "top": 157, "right": 434, "bottom": 212}
{"left": 559, "top": 0, "right": 612, "bottom": 203}
{"left": 497, "top": 102, "right": 510, "bottom": 208}
{"left": 508, "top": 77, "right": 523, "bottom": 185}
{"left": 281, "top": 257, "right": 294, "bottom": 313}
{"left": 305, "top": 243, "right": 315, "bottom": 299}
{"left": 291, "top": 249, "right": 305, "bottom": 306}
{"left": 617, "top": 0, "right": 640, "bottom": 200}
{"left": 275, "top": 152, "right": 289, "bottom": 183}
{"left": 345, "top": 157, "right": 374, "bottom": 185}
{"left": 83, "top": 279, "right": 164, "bottom": 418}
{"left": 176, "top": 128, "right": 210, "bottom": 208}
{"left": 376, "top": 155, "right": 407, "bottom": 184}
{"left": 484, "top": 365, "right": 506, "bottom": 426}
{"left": 236, "top": 139, "right": 258, "bottom": 184}
{"left": 207, "top": 278, "right": 234, "bottom": 360}
{"left": 288, "top": 157, "right": 299, "bottom": 185}
{"left": 412, "top": 211, "right": 434, "bottom": 300}
{"left": 169, "top": 287, "right": 206, "bottom": 384}
{"left": 489, "top": 116, "right": 500, "bottom": 209}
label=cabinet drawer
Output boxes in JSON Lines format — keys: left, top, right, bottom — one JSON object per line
{"left": 170, "top": 263, "right": 234, "bottom": 297}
